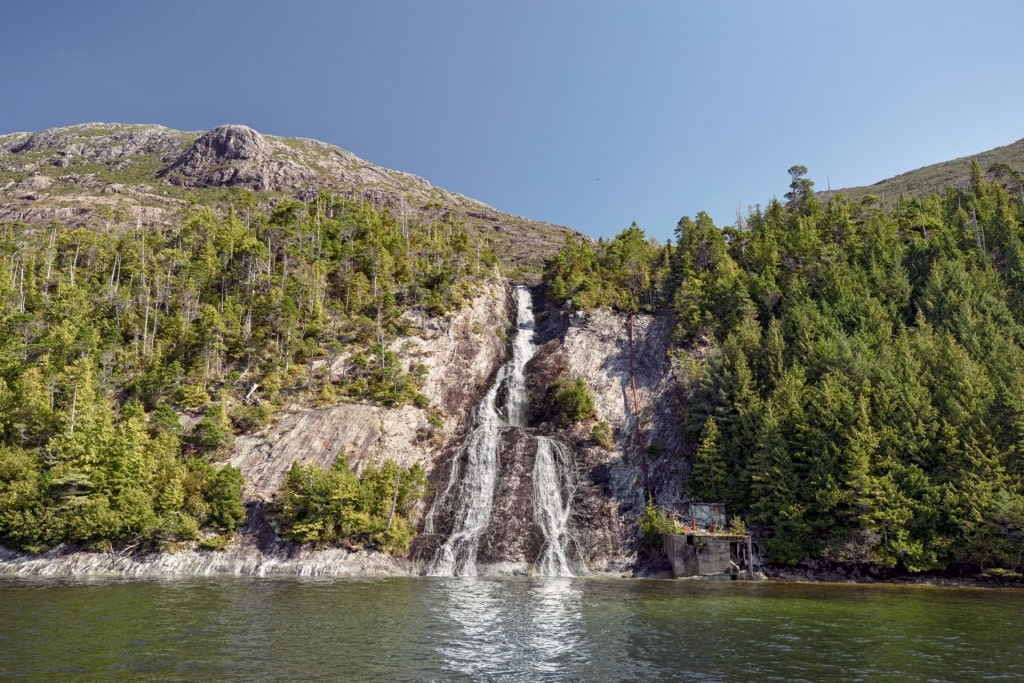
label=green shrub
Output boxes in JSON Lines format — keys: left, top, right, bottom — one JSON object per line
{"left": 230, "top": 403, "right": 274, "bottom": 433}
{"left": 982, "top": 567, "right": 1022, "bottom": 579}
{"left": 272, "top": 457, "right": 428, "bottom": 552}
{"left": 552, "top": 376, "right": 595, "bottom": 425}
{"left": 173, "top": 384, "right": 211, "bottom": 409}
{"left": 639, "top": 498, "right": 678, "bottom": 546}
{"left": 198, "top": 533, "right": 232, "bottom": 550}
{"left": 203, "top": 464, "right": 246, "bottom": 531}
{"left": 187, "top": 401, "right": 235, "bottom": 453}
{"left": 590, "top": 420, "right": 613, "bottom": 449}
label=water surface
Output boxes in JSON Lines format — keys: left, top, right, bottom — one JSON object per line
{"left": 1, "top": 576, "right": 1021, "bottom": 682}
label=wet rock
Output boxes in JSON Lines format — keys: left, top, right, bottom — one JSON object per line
{"left": 543, "top": 306, "right": 686, "bottom": 573}
{"left": 479, "top": 430, "right": 540, "bottom": 565}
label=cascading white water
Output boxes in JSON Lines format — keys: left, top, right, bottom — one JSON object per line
{"left": 503, "top": 287, "right": 536, "bottom": 427}
{"left": 428, "top": 287, "right": 537, "bottom": 576}
{"left": 427, "top": 286, "right": 581, "bottom": 577}
{"left": 532, "top": 437, "right": 579, "bottom": 577}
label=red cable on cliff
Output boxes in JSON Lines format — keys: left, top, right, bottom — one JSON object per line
{"left": 628, "top": 313, "right": 651, "bottom": 498}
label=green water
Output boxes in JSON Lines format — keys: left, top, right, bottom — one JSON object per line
{"left": 1, "top": 576, "right": 1021, "bottom": 682}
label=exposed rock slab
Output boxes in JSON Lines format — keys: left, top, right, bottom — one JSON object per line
{"left": 229, "top": 284, "right": 510, "bottom": 505}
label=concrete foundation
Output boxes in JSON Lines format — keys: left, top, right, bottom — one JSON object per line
{"left": 663, "top": 532, "right": 754, "bottom": 580}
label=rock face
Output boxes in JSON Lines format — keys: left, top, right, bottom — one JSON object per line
{"left": 1, "top": 278, "right": 513, "bottom": 580}
{"left": 414, "top": 292, "right": 684, "bottom": 576}
{"left": 524, "top": 302, "right": 687, "bottom": 573}
{"left": 232, "top": 290, "right": 686, "bottom": 577}
{"left": 2, "top": 123, "right": 185, "bottom": 164}
{"left": 559, "top": 307, "right": 688, "bottom": 504}
{"left": 0, "top": 284, "right": 691, "bottom": 577}
{"left": 159, "top": 124, "right": 315, "bottom": 192}
{"left": 159, "top": 125, "right": 273, "bottom": 188}
{"left": 230, "top": 283, "right": 511, "bottom": 505}
{"left": 0, "top": 536, "right": 414, "bottom": 578}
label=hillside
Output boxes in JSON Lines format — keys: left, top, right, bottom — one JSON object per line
{"left": 0, "top": 123, "right": 583, "bottom": 272}
{"left": 0, "top": 121, "right": 578, "bottom": 558}
{"left": 6, "top": 123, "right": 1024, "bottom": 580}
{"left": 823, "top": 137, "right": 1024, "bottom": 205}
{"left": 542, "top": 163, "right": 1024, "bottom": 576}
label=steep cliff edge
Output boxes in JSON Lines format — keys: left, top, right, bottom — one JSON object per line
{"left": 420, "top": 291, "right": 686, "bottom": 577}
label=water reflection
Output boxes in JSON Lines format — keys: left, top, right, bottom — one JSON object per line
{"left": 3, "top": 577, "right": 1024, "bottom": 682}
{"left": 433, "top": 577, "right": 587, "bottom": 681}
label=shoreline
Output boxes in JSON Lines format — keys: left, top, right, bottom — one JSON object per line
{"left": 2, "top": 543, "right": 1021, "bottom": 588}
{"left": 0, "top": 543, "right": 417, "bottom": 579}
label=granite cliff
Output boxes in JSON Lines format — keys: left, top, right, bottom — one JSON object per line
{"left": 0, "top": 281, "right": 688, "bottom": 577}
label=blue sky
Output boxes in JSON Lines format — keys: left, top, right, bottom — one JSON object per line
{"left": 3, "top": 1, "right": 1023, "bottom": 243}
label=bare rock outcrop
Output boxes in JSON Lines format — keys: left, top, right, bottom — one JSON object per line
{"left": 1, "top": 123, "right": 186, "bottom": 165}
{"left": 401, "top": 284, "right": 511, "bottom": 417}
{"left": 229, "top": 283, "right": 511, "bottom": 506}
{"left": 17, "top": 175, "right": 52, "bottom": 191}
{"left": 159, "top": 124, "right": 314, "bottom": 191}
{"left": 0, "top": 536, "right": 415, "bottom": 578}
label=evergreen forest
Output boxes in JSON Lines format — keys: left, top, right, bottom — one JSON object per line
{"left": 3, "top": 144, "right": 1024, "bottom": 575}
{"left": 0, "top": 191, "right": 493, "bottom": 552}
{"left": 545, "top": 162, "right": 1024, "bottom": 572}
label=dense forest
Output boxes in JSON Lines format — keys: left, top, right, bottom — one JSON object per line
{"left": 545, "top": 162, "right": 1024, "bottom": 572}
{"left": 0, "top": 190, "right": 494, "bottom": 552}
{"left": 4, "top": 144, "right": 1024, "bottom": 575}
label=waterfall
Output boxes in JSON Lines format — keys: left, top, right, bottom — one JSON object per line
{"left": 532, "top": 437, "right": 579, "bottom": 577}
{"left": 503, "top": 287, "right": 536, "bottom": 427}
{"left": 427, "top": 287, "right": 582, "bottom": 577}
{"left": 427, "top": 287, "right": 536, "bottom": 576}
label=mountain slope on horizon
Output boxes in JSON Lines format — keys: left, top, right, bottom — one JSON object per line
{"left": 0, "top": 122, "right": 584, "bottom": 272}
{"left": 824, "top": 136, "right": 1024, "bottom": 206}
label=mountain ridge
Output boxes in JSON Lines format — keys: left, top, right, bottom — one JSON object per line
{"left": 0, "top": 122, "right": 584, "bottom": 271}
